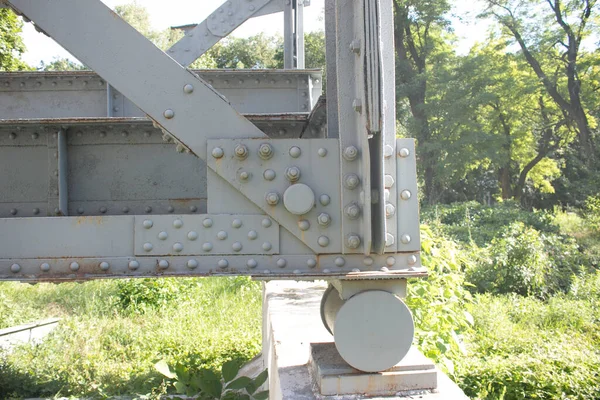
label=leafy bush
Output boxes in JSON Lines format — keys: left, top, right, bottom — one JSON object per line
{"left": 155, "top": 359, "right": 268, "bottom": 399}
{"left": 467, "top": 222, "right": 549, "bottom": 297}
{"left": 115, "top": 278, "right": 195, "bottom": 314}
{"left": 422, "top": 201, "right": 558, "bottom": 246}
{"left": 583, "top": 195, "right": 600, "bottom": 231}
{"left": 406, "top": 225, "right": 474, "bottom": 373}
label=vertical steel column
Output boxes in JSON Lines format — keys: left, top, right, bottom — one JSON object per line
{"left": 325, "top": 0, "right": 339, "bottom": 138}
{"left": 296, "top": 0, "right": 305, "bottom": 69}
{"left": 283, "top": 0, "right": 305, "bottom": 69}
{"left": 47, "top": 128, "right": 68, "bottom": 216}
{"left": 283, "top": 0, "right": 294, "bottom": 68}
{"left": 335, "top": 0, "right": 372, "bottom": 254}
{"left": 57, "top": 128, "right": 68, "bottom": 216}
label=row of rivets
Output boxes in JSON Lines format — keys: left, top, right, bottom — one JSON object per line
{"left": 2, "top": 79, "right": 104, "bottom": 88}
{"left": 211, "top": 145, "right": 331, "bottom": 161}
{"left": 143, "top": 217, "right": 256, "bottom": 230}
{"left": 7, "top": 255, "right": 418, "bottom": 274}
{"left": 398, "top": 147, "right": 413, "bottom": 244}
{"left": 73, "top": 205, "right": 197, "bottom": 215}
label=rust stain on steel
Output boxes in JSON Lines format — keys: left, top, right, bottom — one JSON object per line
{"left": 75, "top": 216, "right": 106, "bottom": 225}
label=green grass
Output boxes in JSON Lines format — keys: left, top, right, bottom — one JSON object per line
{"left": 456, "top": 287, "right": 600, "bottom": 400}
{"left": 0, "top": 277, "right": 262, "bottom": 399}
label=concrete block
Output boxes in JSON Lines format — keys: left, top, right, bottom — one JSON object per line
{"left": 262, "top": 281, "right": 469, "bottom": 399}
{"left": 310, "top": 343, "right": 437, "bottom": 396}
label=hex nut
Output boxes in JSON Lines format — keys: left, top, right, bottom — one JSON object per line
{"left": 345, "top": 203, "right": 361, "bottom": 219}
{"left": 234, "top": 144, "right": 249, "bottom": 160}
{"left": 343, "top": 146, "right": 359, "bottom": 161}
{"left": 285, "top": 166, "right": 301, "bottom": 182}
{"left": 344, "top": 174, "right": 360, "bottom": 189}
{"left": 258, "top": 143, "right": 274, "bottom": 159}
{"left": 384, "top": 174, "right": 395, "bottom": 188}
{"left": 266, "top": 192, "right": 280, "bottom": 205}
{"left": 346, "top": 234, "right": 361, "bottom": 249}
{"left": 317, "top": 213, "right": 332, "bottom": 227}
{"left": 385, "top": 203, "right": 396, "bottom": 218}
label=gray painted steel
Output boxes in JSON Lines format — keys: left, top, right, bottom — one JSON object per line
{"left": 207, "top": 138, "right": 342, "bottom": 253}
{"left": 0, "top": 216, "right": 134, "bottom": 258}
{"left": 396, "top": 139, "right": 421, "bottom": 252}
{"left": 0, "top": 0, "right": 422, "bottom": 282}
{"left": 133, "top": 215, "right": 280, "bottom": 256}
{"left": 0, "top": 70, "right": 322, "bottom": 119}
{"left": 7, "top": 0, "right": 266, "bottom": 157}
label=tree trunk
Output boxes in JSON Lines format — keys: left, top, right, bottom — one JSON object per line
{"left": 499, "top": 167, "right": 512, "bottom": 200}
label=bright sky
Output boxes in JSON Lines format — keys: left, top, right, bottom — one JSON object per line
{"left": 20, "top": 0, "right": 487, "bottom": 67}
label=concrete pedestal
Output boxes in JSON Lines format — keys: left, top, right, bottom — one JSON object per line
{"left": 262, "top": 280, "right": 468, "bottom": 399}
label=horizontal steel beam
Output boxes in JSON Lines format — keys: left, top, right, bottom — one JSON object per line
{"left": 0, "top": 70, "right": 322, "bottom": 118}
{"left": 0, "top": 254, "right": 424, "bottom": 282}
{"left": 0, "top": 119, "right": 326, "bottom": 220}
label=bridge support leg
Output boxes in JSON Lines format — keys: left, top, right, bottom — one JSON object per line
{"left": 320, "top": 280, "right": 414, "bottom": 372}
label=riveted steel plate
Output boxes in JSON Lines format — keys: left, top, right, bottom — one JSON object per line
{"left": 396, "top": 138, "right": 420, "bottom": 252}
{"left": 134, "top": 215, "right": 279, "bottom": 256}
{"left": 0, "top": 252, "right": 423, "bottom": 282}
{"left": 0, "top": 216, "right": 134, "bottom": 258}
{"left": 207, "top": 138, "right": 342, "bottom": 253}
{"left": 0, "top": 70, "right": 322, "bottom": 118}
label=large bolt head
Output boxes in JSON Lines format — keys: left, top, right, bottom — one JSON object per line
{"left": 345, "top": 203, "right": 361, "bottom": 219}
{"left": 343, "top": 146, "right": 358, "bottom": 161}
{"left": 285, "top": 166, "right": 301, "bottom": 182}
{"left": 384, "top": 174, "right": 395, "bottom": 188}
{"left": 266, "top": 192, "right": 280, "bottom": 205}
{"left": 234, "top": 144, "right": 249, "bottom": 159}
{"left": 346, "top": 234, "right": 361, "bottom": 249}
{"left": 317, "top": 212, "right": 332, "bottom": 227}
{"left": 258, "top": 143, "right": 274, "bottom": 159}
{"left": 344, "top": 173, "right": 360, "bottom": 189}
{"left": 385, "top": 203, "right": 396, "bottom": 218}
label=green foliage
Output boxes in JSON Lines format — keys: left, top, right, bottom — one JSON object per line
{"left": 38, "top": 57, "right": 87, "bottom": 71}
{"left": 422, "top": 201, "right": 558, "bottom": 246}
{"left": 456, "top": 291, "right": 600, "bottom": 400}
{"left": 583, "top": 195, "right": 600, "bottom": 231}
{"left": 155, "top": 359, "right": 268, "bottom": 399}
{"left": 115, "top": 278, "right": 195, "bottom": 314}
{"left": 0, "top": 8, "right": 29, "bottom": 71}
{"left": 0, "top": 277, "right": 262, "bottom": 399}
{"left": 202, "top": 33, "right": 283, "bottom": 69}
{"left": 467, "top": 222, "right": 550, "bottom": 297}
{"left": 406, "top": 225, "right": 473, "bottom": 373}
